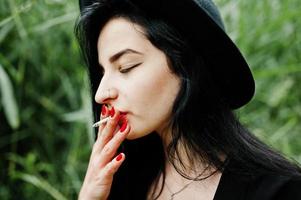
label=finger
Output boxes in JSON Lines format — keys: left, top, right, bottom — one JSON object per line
{"left": 97, "top": 105, "right": 109, "bottom": 139}
{"left": 97, "top": 108, "right": 120, "bottom": 150}
{"left": 91, "top": 105, "right": 109, "bottom": 156}
{"left": 99, "top": 120, "right": 130, "bottom": 167}
{"left": 101, "top": 153, "right": 125, "bottom": 179}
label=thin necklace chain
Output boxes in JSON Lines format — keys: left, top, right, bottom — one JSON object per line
{"left": 164, "top": 174, "right": 202, "bottom": 200}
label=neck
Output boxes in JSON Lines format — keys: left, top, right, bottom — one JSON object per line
{"left": 148, "top": 158, "right": 222, "bottom": 200}
{"left": 157, "top": 129, "right": 214, "bottom": 182}
{"left": 157, "top": 127, "right": 226, "bottom": 182}
{"left": 148, "top": 128, "right": 225, "bottom": 199}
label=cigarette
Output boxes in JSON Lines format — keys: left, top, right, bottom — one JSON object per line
{"left": 92, "top": 117, "right": 110, "bottom": 127}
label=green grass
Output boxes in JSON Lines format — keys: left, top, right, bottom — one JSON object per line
{"left": 216, "top": 0, "right": 301, "bottom": 161}
{"left": 0, "top": 0, "right": 300, "bottom": 199}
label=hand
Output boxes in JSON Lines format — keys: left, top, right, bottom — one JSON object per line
{"left": 78, "top": 106, "right": 130, "bottom": 200}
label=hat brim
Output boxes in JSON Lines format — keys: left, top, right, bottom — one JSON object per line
{"left": 79, "top": 0, "right": 255, "bottom": 109}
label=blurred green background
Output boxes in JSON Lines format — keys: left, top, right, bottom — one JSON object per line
{"left": 0, "top": 0, "right": 300, "bottom": 199}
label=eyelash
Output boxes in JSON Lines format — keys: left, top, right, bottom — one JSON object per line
{"left": 119, "top": 63, "right": 141, "bottom": 74}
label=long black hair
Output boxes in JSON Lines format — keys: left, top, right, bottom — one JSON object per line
{"left": 74, "top": 0, "right": 301, "bottom": 199}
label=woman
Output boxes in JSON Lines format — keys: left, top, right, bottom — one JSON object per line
{"left": 75, "top": 0, "right": 301, "bottom": 199}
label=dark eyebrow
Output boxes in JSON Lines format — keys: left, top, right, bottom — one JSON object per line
{"left": 100, "top": 48, "right": 143, "bottom": 67}
{"left": 110, "top": 48, "right": 143, "bottom": 63}
{"left": 99, "top": 48, "right": 143, "bottom": 71}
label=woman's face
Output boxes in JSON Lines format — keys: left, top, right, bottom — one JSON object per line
{"left": 95, "top": 17, "right": 181, "bottom": 140}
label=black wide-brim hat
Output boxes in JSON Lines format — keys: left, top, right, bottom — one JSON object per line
{"left": 79, "top": 0, "right": 255, "bottom": 109}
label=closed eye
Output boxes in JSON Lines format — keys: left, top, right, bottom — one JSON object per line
{"left": 119, "top": 63, "right": 141, "bottom": 74}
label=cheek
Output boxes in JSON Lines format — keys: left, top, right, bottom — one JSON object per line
{"left": 125, "top": 65, "right": 180, "bottom": 135}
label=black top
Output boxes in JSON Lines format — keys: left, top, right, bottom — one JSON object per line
{"left": 213, "top": 160, "right": 301, "bottom": 200}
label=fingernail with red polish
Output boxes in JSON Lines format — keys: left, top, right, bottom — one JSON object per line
{"left": 101, "top": 105, "right": 107, "bottom": 116}
{"left": 116, "top": 153, "right": 123, "bottom": 161}
{"left": 120, "top": 121, "right": 127, "bottom": 132}
{"left": 109, "top": 107, "right": 115, "bottom": 117}
{"left": 118, "top": 115, "right": 126, "bottom": 126}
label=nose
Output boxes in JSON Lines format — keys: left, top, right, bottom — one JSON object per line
{"left": 94, "top": 81, "right": 118, "bottom": 105}
{"left": 95, "top": 87, "right": 118, "bottom": 105}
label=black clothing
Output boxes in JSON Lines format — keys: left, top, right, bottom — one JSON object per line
{"left": 214, "top": 160, "right": 301, "bottom": 200}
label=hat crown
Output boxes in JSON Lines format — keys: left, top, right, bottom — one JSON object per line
{"left": 193, "top": 0, "right": 225, "bottom": 30}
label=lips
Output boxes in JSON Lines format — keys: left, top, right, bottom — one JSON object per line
{"left": 104, "top": 105, "right": 128, "bottom": 125}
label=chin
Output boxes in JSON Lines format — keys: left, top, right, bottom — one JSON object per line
{"left": 125, "top": 129, "right": 152, "bottom": 140}
{"left": 125, "top": 132, "right": 143, "bottom": 140}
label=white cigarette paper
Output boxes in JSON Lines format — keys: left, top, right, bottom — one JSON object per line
{"left": 92, "top": 117, "right": 110, "bottom": 127}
